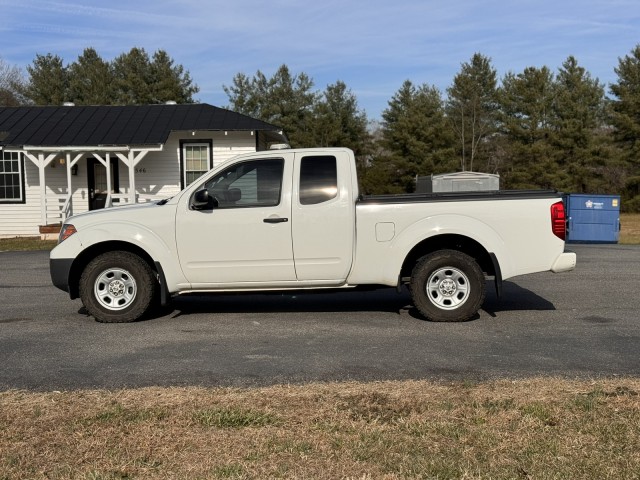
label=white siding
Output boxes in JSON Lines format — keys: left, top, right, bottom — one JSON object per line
{"left": 0, "top": 130, "right": 258, "bottom": 236}
{"left": 0, "top": 159, "right": 40, "bottom": 237}
{"left": 211, "top": 131, "right": 257, "bottom": 168}
{"left": 0, "top": 160, "right": 41, "bottom": 236}
{"left": 0, "top": 158, "right": 76, "bottom": 236}
{"left": 122, "top": 143, "right": 182, "bottom": 202}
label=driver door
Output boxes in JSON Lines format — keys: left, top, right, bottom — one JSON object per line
{"left": 175, "top": 154, "right": 296, "bottom": 287}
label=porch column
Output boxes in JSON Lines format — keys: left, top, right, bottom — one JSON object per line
{"left": 64, "top": 152, "right": 84, "bottom": 217}
{"left": 116, "top": 150, "right": 152, "bottom": 204}
{"left": 23, "top": 151, "right": 57, "bottom": 225}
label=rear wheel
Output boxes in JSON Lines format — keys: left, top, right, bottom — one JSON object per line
{"left": 410, "top": 250, "right": 485, "bottom": 322}
{"left": 79, "top": 251, "right": 156, "bottom": 323}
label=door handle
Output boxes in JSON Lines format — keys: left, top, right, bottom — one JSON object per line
{"left": 263, "top": 217, "right": 289, "bottom": 224}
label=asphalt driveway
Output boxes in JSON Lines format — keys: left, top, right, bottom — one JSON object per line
{"left": 1, "top": 245, "right": 638, "bottom": 390}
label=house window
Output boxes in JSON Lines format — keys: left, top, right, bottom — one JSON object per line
{"left": 183, "top": 143, "right": 211, "bottom": 187}
{"left": 0, "top": 151, "right": 25, "bottom": 203}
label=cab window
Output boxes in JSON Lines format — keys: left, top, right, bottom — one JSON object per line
{"left": 203, "top": 159, "right": 283, "bottom": 208}
{"left": 299, "top": 156, "right": 337, "bottom": 205}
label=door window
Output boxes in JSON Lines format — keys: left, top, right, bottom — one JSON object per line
{"left": 202, "top": 159, "right": 284, "bottom": 208}
{"left": 88, "top": 158, "right": 119, "bottom": 210}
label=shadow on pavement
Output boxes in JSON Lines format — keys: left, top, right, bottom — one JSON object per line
{"left": 167, "top": 287, "right": 413, "bottom": 318}
{"left": 482, "top": 281, "right": 556, "bottom": 316}
{"left": 161, "top": 280, "right": 555, "bottom": 321}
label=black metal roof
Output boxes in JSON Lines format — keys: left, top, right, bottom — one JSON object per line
{"left": 0, "top": 104, "right": 283, "bottom": 148}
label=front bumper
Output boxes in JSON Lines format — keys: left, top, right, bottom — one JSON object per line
{"left": 50, "top": 258, "right": 74, "bottom": 293}
{"left": 550, "top": 251, "right": 577, "bottom": 273}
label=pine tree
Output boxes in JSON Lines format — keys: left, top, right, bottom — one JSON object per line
{"left": 224, "top": 65, "right": 318, "bottom": 147}
{"left": 112, "top": 47, "right": 153, "bottom": 104}
{"left": 67, "top": 48, "right": 113, "bottom": 105}
{"left": 312, "top": 81, "right": 370, "bottom": 154}
{"left": 149, "top": 50, "right": 199, "bottom": 103}
{"left": 223, "top": 73, "right": 257, "bottom": 116}
{"left": 311, "top": 81, "right": 371, "bottom": 187}
{"left": 24, "top": 54, "right": 68, "bottom": 105}
{"left": 550, "top": 56, "right": 608, "bottom": 192}
{"left": 610, "top": 44, "right": 640, "bottom": 211}
{"left": 364, "top": 80, "right": 454, "bottom": 193}
{"left": 264, "top": 66, "right": 317, "bottom": 147}
{"left": 497, "top": 66, "right": 557, "bottom": 188}
{"left": 22, "top": 48, "right": 198, "bottom": 106}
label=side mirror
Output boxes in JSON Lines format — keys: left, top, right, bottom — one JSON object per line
{"left": 191, "top": 189, "right": 217, "bottom": 210}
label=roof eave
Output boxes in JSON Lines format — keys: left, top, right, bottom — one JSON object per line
{"left": 20, "top": 144, "right": 164, "bottom": 152}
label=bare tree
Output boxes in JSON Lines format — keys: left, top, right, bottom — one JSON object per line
{"left": 446, "top": 53, "right": 498, "bottom": 171}
{"left": 0, "top": 57, "right": 27, "bottom": 106}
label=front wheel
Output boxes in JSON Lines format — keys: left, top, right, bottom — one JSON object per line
{"left": 79, "top": 251, "right": 157, "bottom": 323}
{"left": 410, "top": 250, "right": 485, "bottom": 322}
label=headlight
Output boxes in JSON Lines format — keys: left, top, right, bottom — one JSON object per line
{"left": 58, "top": 224, "right": 77, "bottom": 243}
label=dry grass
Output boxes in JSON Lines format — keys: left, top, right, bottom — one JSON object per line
{"left": 1, "top": 379, "right": 639, "bottom": 479}
{"left": 0, "top": 236, "right": 57, "bottom": 251}
{"left": 620, "top": 213, "right": 640, "bottom": 244}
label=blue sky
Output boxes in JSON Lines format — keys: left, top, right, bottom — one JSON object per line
{"left": 1, "top": 0, "right": 638, "bottom": 119}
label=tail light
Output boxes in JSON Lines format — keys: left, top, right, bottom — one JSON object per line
{"left": 551, "top": 201, "right": 566, "bottom": 240}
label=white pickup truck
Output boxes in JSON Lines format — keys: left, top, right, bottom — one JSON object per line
{"left": 50, "top": 147, "right": 576, "bottom": 323}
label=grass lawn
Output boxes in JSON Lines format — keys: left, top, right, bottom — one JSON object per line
{"left": 1, "top": 379, "right": 639, "bottom": 479}
{"left": 620, "top": 213, "right": 640, "bottom": 244}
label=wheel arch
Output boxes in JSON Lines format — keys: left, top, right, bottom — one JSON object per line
{"left": 400, "top": 234, "right": 497, "bottom": 281}
{"left": 68, "top": 241, "right": 159, "bottom": 300}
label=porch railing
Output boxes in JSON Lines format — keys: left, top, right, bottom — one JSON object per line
{"left": 44, "top": 192, "right": 170, "bottom": 226}
{"left": 44, "top": 194, "right": 69, "bottom": 225}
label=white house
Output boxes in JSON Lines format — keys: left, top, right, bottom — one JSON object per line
{"left": 0, "top": 103, "right": 286, "bottom": 237}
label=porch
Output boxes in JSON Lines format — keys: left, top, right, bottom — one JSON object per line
{"left": 24, "top": 146, "right": 164, "bottom": 238}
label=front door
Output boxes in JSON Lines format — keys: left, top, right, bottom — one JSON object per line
{"left": 87, "top": 158, "right": 119, "bottom": 210}
{"left": 176, "top": 154, "right": 297, "bottom": 286}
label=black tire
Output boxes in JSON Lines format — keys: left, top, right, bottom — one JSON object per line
{"left": 410, "top": 250, "right": 485, "bottom": 322}
{"left": 79, "top": 251, "right": 157, "bottom": 323}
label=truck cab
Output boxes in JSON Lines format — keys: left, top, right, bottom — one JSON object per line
{"left": 175, "top": 149, "right": 357, "bottom": 288}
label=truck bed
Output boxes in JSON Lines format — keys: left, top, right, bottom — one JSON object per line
{"left": 358, "top": 189, "right": 562, "bottom": 204}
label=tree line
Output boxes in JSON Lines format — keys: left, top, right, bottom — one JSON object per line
{"left": 1, "top": 46, "right": 639, "bottom": 210}
{"left": 1, "top": 47, "right": 198, "bottom": 106}
{"left": 224, "top": 50, "right": 640, "bottom": 211}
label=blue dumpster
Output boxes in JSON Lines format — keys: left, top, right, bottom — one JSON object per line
{"left": 566, "top": 194, "right": 620, "bottom": 243}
